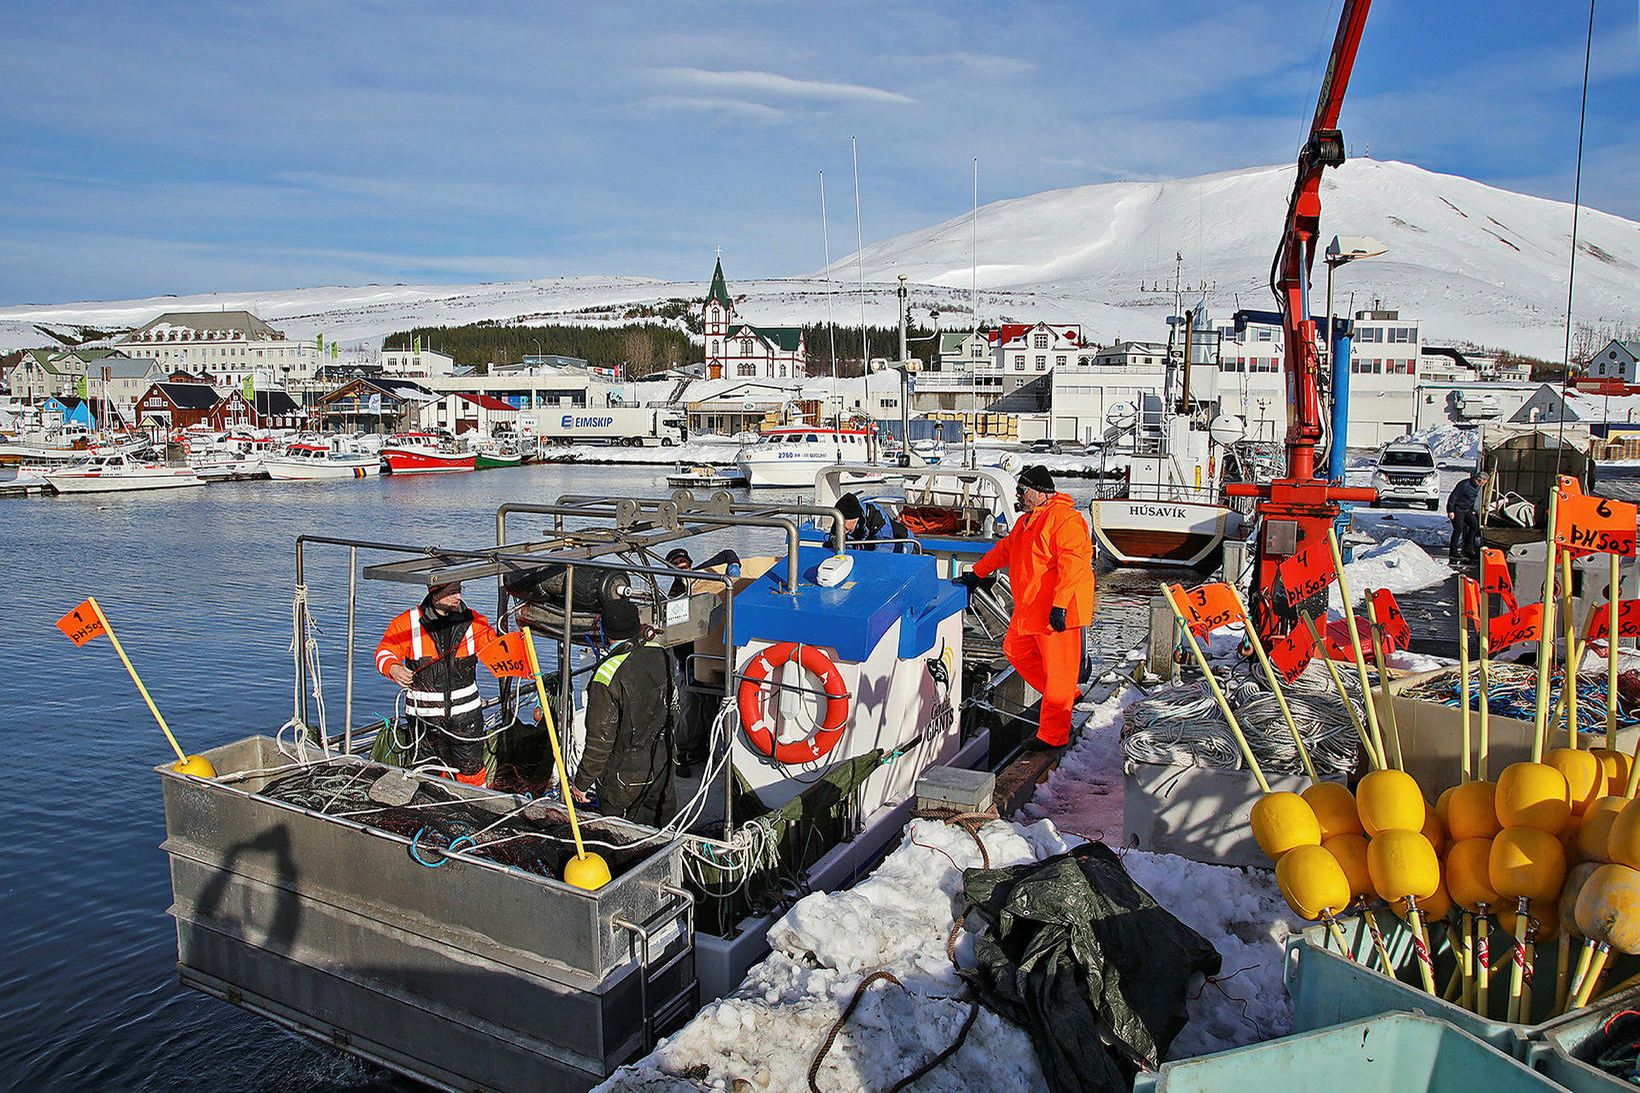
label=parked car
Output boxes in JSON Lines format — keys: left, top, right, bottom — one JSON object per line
{"left": 1371, "top": 440, "right": 1440, "bottom": 509}
{"left": 1027, "top": 438, "right": 1061, "bottom": 455}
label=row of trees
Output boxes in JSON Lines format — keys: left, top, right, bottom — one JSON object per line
{"left": 383, "top": 320, "right": 946, "bottom": 379}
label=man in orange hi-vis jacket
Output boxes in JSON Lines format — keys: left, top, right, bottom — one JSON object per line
{"left": 376, "top": 580, "right": 499, "bottom": 785}
{"left": 958, "top": 464, "right": 1094, "bottom": 750}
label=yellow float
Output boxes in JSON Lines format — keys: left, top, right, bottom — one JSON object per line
{"left": 1495, "top": 762, "right": 1572, "bottom": 834}
{"left": 1357, "top": 769, "right": 1426, "bottom": 837}
{"left": 1303, "top": 781, "right": 1363, "bottom": 841}
{"left": 1251, "top": 791, "right": 1322, "bottom": 861}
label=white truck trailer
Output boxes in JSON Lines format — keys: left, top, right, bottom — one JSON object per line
{"left": 520, "top": 407, "right": 685, "bottom": 447}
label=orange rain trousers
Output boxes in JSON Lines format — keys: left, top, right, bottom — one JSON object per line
{"left": 1003, "top": 625, "right": 1082, "bottom": 746}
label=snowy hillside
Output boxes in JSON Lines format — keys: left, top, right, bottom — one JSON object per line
{"left": 2, "top": 159, "right": 1635, "bottom": 359}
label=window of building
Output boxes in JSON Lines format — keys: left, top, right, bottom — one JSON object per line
{"left": 737, "top": 364, "right": 756, "bottom": 377}
{"left": 1257, "top": 329, "right": 1273, "bottom": 342}
{"left": 1033, "top": 333, "right": 1049, "bottom": 349}
{"left": 1055, "top": 355, "right": 1066, "bottom": 367}
{"left": 1357, "top": 327, "right": 1383, "bottom": 343}
{"left": 740, "top": 338, "right": 754, "bottom": 356}
{"left": 1035, "top": 356, "right": 1047, "bottom": 370}
{"left": 1389, "top": 327, "right": 1414, "bottom": 344}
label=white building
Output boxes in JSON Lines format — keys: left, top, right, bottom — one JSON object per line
{"left": 380, "top": 346, "right": 456, "bottom": 378}
{"left": 702, "top": 258, "right": 808, "bottom": 380}
{"left": 117, "top": 311, "right": 321, "bottom": 390}
{"left": 1585, "top": 339, "right": 1640, "bottom": 387}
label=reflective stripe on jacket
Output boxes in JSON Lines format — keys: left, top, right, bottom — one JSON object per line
{"left": 972, "top": 492, "right": 1094, "bottom": 634}
{"left": 376, "top": 600, "right": 497, "bottom": 728}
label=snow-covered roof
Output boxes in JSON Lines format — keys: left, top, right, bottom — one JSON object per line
{"left": 122, "top": 310, "right": 285, "bottom": 344}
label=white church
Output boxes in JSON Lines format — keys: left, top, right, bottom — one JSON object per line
{"left": 702, "top": 257, "right": 808, "bottom": 380}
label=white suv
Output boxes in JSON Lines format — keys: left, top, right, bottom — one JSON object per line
{"left": 1372, "top": 441, "right": 1440, "bottom": 509}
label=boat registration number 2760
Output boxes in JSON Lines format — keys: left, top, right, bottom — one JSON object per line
{"left": 1127, "top": 503, "right": 1189, "bottom": 520}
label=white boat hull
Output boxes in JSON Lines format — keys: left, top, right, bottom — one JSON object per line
{"left": 1090, "top": 498, "right": 1231, "bottom": 568}
{"left": 737, "top": 455, "right": 887, "bottom": 490}
{"left": 264, "top": 458, "right": 380, "bottom": 480}
{"left": 47, "top": 469, "right": 206, "bottom": 494}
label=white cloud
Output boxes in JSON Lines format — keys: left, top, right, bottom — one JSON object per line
{"left": 639, "top": 96, "right": 788, "bottom": 123}
{"left": 651, "top": 67, "right": 914, "bottom": 105}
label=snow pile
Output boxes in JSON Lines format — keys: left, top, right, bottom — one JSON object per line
{"left": 1018, "top": 686, "right": 1135, "bottom": 842}
{"left": 1350, "top": 506, "right": 1456, "bottom": 551}
{"left": 1410, "top": 423, "right": 1481, "bottom": 468}
{"left": 1328, "top": 537, "right": 1450, "bottom": 610}
{"left": 599, "top": 819, "right": 1068, "bottom": 1092}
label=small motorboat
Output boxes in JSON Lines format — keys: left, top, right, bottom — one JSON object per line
{"left": 380, "top": 432, "right": 475, "bottom": 474}
{"left": 264, "top": 443, "right": 381, "bottom": 481}
{"left": 474, "top": 438, "right": 524, "bottom": 470}
{"left": 46, "top": 452, "right": 206, "bottom": 494}
{"left": 665, "top": 462, "right": 748, "bottom": 489}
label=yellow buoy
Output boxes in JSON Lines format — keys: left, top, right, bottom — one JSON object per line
{"left": 1490, "top": 825, "right": 1568, "bottom": 903}
{"left": 1436, "top": 785, "right": 1457, "bottom": 830}
{"left": 563, "top": 852, "right": 613, "bottom": 891}
{"left": 1592, "top": 748, "right": 1633, "bottom": 798}
{"left": 1547, "top": 748, "right": 1605, "bottom": 816}
{"left": 1323, "top": 833, "right": 1374, "bottom": 902}
{"left": 1579, "top": 796, "right": 1628, "bottom": 864}
{"left": 1446, "top": 837, "right": 1501, "bottom": 911}
{"left": 1368, "top": 829, "right": 1441, "bottom": 902}
{"left": 1605, "top": 798, "right": 1640, "bottom": 870}
{"left": 1575, "top": 864, "right": 1640, "bottom": 954}
{"left": 172, "top": 754, "right": 217, "bottom": 778}
{"left": 1561, "top": 814, "right": 1585, "bottom": 870}
{"left": 1276, "top": 844, "right": 1352, "bottom": 921}
{"left": 1251, "top": 791, "right": 1321, "bottom": 861}
{"left": 1303, "top": 781, "right": 1363, "bottom": 841}
{"left": 1421, "top": 802, "right": 1448, "bottom": 858}
{"left": 1357, "top": 769, "right": 1426, "bottom": 837}
{"left": 1495, "top": 762, "right": 1572, "bottom": 834}
{"left": 1561, "top": 861, "right": 1603, "bottom": 930}
{"left": 1447, "top": 780, "right": 1501, "bottom": 841}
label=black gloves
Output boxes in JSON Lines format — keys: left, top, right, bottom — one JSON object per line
{"left": 1049, "top": 606, "right": 1068, "bottom": 632}
{"left": 957, "top": 571, "right": 995, "bottom": 592}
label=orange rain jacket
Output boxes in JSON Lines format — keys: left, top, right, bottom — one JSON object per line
{"left": 973, "top": 492, "right": 1095, "bottom": 634}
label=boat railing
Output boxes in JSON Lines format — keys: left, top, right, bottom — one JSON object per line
{"left": 1097, "top": 479, "right": 1222, "bottom": 505}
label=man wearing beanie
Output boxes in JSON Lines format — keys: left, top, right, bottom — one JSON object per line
{"left": 836, "top": 491, "right": 909, "bottom": 553}
{"left": 957, "top": 464, "right": 1094, "bottom": 750}
{"left": 572, "top": 598, "right": 678, "bottom": 825}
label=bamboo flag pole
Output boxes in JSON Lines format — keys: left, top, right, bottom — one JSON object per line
{"left": 521, "top": 628, "right": 609, "bottom": 888}
{"left": 1328, "top": 527, "right": 1390, "bottom": 768}
{"left": 1533, "top": 489, "right": 1562, "bottom": 763}
{"left": 1479, "top": 575, "right": 1495, "bottom": 781}
{"left": 1364, "top": 595, "right": 1406, "bottom": 772}
{"left": 1230, "top": 587, "right": 1317, "bottom": 784}
{"left": 1160, "top": 583, "right": 1270, "bottom": 793}
{"left": 1458, "top": 579, "right": 1474, "bottom": 782}
{"left": 1300, "top": 611, "right": 1382, "bottom": 770}
{"left": 87, "top": 597, "right": 190, "bottom": 766}
{"left": 1563, "top": 551, "right": 1580, "bottom": 748}
{"left": 1609, "top": 553, "right": 1625, "bottom": 738}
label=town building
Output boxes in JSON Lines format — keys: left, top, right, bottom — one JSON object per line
{"left": 702, "top": 258, "right": 808, "bottom": 380}
{"left": 380, "top": 346, "right": 457, "bottom": 378}
{"left": 311, "top": 377, "right": 438, "bottom": 433}
{"left": 117, "top": 311, "right": 322, "bottom": 389}
{"left": 416, "top": 392, "right": 521, "bottom": 435}
{"left": 90, "top": 357, "right": 167, "bottom": 422}
{"left": 4, "top": 347, "right": 129, "bottom": 403}
{"left": 1581, "top": 339, "right": 1640, "bottom": 394}
{"left": 134, "top": 381, "right": 226, "bottom": 433}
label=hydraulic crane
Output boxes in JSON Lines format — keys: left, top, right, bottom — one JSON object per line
{"left": 1228, "top": 0, "right": 1378, "bottom": 636}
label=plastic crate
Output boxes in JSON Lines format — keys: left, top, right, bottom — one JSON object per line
{"left": 1285, "top": 916, "right": 1640, "bottom": 1059}
{"left": 1527, "top": 989, "right": 1640, "bottom": 1091}
{"left": 1134, "top": 1012, "right": 1555, "bottom": 1092}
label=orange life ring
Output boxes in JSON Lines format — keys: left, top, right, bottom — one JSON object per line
{"left": 738, "top": 642, "right": 850, "bottom": 764}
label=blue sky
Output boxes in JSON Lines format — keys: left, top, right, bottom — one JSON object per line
{"left": 1, "top": 0, "right": 1636, "bottom": 304}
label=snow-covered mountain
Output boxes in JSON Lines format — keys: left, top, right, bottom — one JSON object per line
{"left": 2, "top": 159, "right": 1635, "bottom": 360}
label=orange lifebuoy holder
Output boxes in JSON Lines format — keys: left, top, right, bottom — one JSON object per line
{"left": 738, "top": 641, "right": 851, "bottom": 764}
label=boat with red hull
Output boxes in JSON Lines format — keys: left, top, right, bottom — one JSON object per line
{"left": 380, "top": 432, "right": 475, "bottom": 474}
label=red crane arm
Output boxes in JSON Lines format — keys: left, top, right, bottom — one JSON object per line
{"left": 1274, "top": 0, "right": 1373, "bottom": 482}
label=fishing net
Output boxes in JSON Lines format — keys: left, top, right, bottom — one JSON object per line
{"left": 260, "top": 761, "right": 654, "bottom": 881}
{"left": 1396, "top": 663, "right": 1640, "bottom": 738}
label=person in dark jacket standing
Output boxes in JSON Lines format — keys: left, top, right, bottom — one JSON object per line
{"left": 1446, "top": 468, "right": 1485, "bottom": 563}
{"left": 376, "top": 581, "right": 499, "bottom": 785}
{"left": 664, "top": 547, "right": 740, "bottom": 777}
{"left": 837, "top": 491, "right": 909, "bottom": 552}
{"left": 573, "top": 600, "right": 677, "bottom": 826}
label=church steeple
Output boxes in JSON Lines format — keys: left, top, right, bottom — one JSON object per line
{"left": 707, "top": 255, "right": 732, "bottom": 310}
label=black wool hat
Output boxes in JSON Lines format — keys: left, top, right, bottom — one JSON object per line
{"left": 602, "top": 599, "right": 642, "bottom": 641}
{"left": 1017, "top": 464, "right": 1055, "bottom": 493}
{"left": 836, "top": 492, "right": 865, "bottom": 521}
{"left": 665, "top": 547, "right": 693, "bottom": 567}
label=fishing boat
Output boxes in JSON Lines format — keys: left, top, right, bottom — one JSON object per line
{"left": 473, "top": 438, "right": 524, "bottom": 470}
{"left": 380, "top": 431, "right": 475, "bottom": 474}
{"left": 665, "top": 462, "right": 748, "bottom": 489}
{"left": 45, "top": 452, "right": 206, "bottom": 494}
{"left": 734, "top": 425, "right": 886, "bottom": 489}
{"left": 263, "top": 442, "right": 381, "bottom": 480}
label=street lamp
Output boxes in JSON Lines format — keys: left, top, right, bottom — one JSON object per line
{"left": 1323, "top": 234, "right": 1388, "bottom": 482}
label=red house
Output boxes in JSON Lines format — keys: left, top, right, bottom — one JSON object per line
{"left": 136, "top": 381, "right": 221, "bottom": 431}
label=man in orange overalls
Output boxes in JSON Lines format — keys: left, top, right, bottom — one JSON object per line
{"left": 958, "top": 464, "right": 1094, "bottom": 751}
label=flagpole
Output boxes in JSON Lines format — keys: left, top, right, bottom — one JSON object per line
{"left": 87, "top": 597, "right": 189, "bottom": 764}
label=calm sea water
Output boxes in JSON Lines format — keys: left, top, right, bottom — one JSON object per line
{"left": 1, "top": 461, "right": 1159, "bottom": 1091}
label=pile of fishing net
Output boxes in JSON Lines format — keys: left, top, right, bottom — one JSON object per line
{"left": 260, "top": 761, "right": 654, "bottom": 880}
{"left": 1396, "top": 663, "right": 1640, "bottom": 737}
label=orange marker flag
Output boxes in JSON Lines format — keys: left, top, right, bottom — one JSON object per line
{"left": 1460, "top": 576, "right": 1483, "bottom": 630}
{"left": 1371, "top": 587, "right": 1413, "bottom": 653}
{"left": 1554, "top": 486, "right": 1638, "bottom": 558}
{"left": 478, "top": 631, "right": 533, "bottom": 679}
{"left": 1481, "top": 548, "right": 1519, "bottom": 611}
{"left": 1586, "top": 600, "right": 1640, "bottom": 642}
{"left": 1274, "top": 536, "right": 1337, "bottom": 606}
{"left": 1267, "top": 622, "right": 1318, "bottom": 684}
{"left": 56, "top": 598, "right": 108, "bottom": 647}
{"left": 1490, "top": 602, "right": 1545, "bottom": 652}
{"left": 1174, "top": 581, "right": 1244, "bottom": 636}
